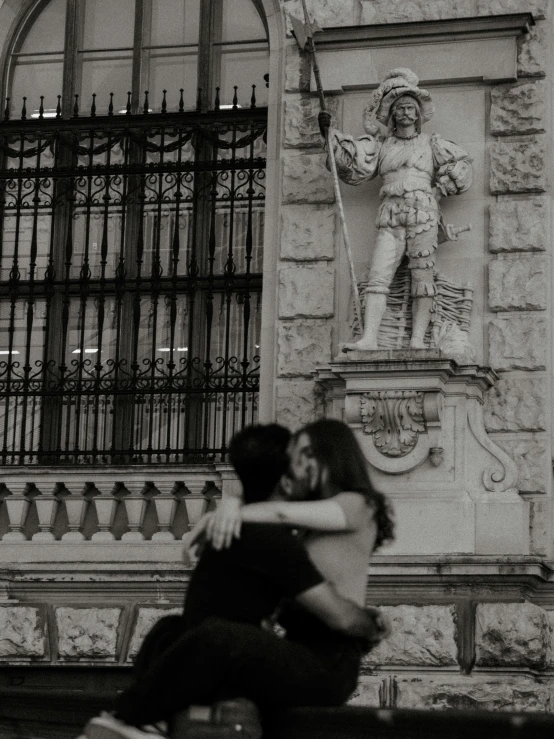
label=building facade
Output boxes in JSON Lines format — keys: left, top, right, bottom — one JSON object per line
{"left": 0, "top": 0, "right": 552, "bottom": 714}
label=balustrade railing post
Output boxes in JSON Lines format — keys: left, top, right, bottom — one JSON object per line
{"left": 214, "top": 463, "right": 242, "bottom": 501}
{"left": 61, "top": 486, "right": 88, "bottom": 541}
{"left": 121, "top": 482, "right": 147, "bottom": 541}
{"left": 151, "top": 483, "right": 178, "bottom": 541}
{"left": 33, "top": 486, "right": 59, "bottom": 541}
{"left": 182, "top": 480, "right": 208, "bottom": 534}
{"left": 91, "top": 485, "right": 118, "bottom": 541}
{"left": 3, "top": 483, "right": 31, "bottom": 541}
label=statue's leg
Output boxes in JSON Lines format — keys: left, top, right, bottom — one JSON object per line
{"left": 410, "top": 292, "right": 434, "bottom": 349}
{"left": 407, "top": 226, "right": 438, "bottom": 349}
{"left": 343, "top": 227, "right": 404, "bottom": 351}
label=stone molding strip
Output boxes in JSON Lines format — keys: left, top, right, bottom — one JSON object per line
{"left": 314, "top": 13, "right": 534, "bottom": 50}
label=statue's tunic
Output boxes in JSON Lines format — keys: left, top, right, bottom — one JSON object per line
{"left": 327, "top": 129, "right": 472, "bottom": 297}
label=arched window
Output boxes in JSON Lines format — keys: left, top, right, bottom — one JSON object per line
{"left": 7, "top": 0, "right": 269, "bottom": 117}
{"left": 0, "top": 0, "right": 268, "bottom": 464}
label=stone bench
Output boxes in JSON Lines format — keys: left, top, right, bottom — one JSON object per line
{"left": 263, "top": 706, "right": 554, "bottom": 739}
{"left": 3, "top": 689, "right": 554, "bottom": 739}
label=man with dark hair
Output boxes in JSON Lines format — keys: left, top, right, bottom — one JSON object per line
{"left": 84, "top": 424, "right": 386, "bottom": 739}
{"left": 227, "top": 423, "right": 291, "bottom": 503}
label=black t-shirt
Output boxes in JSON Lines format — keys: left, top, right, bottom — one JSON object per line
{"left": 182, "top": 522, "right": 324, "bottom": 631}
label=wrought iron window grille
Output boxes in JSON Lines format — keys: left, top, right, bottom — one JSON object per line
{"left": 0, "top": 89, "right": 266, "bottom": 465}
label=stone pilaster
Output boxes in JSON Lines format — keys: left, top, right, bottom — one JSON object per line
{"left": 282, "top": 150, "right": 335, "bottom": 204}
{"left": 284, "top": 45, "right": 311, "bottom": 93}
{"left": 486, "top": 30, "right": 551, "bottom": 556}
{"left": 276, "top": 43, "right": 339, "bottom": 425}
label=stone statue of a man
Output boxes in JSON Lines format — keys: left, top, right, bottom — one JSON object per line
{"left": 320, "top": 68, "right": 473, "bottom": 350}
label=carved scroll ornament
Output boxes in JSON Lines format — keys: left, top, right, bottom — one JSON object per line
{"left": 358, "top": 390, "right": 443, "bottom": 474}
{"left": 360, "top": 391, "right": 425, "bottom": 457}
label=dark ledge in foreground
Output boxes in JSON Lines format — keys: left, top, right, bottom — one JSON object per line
{"left": 3, "top": 689, "right": 554, "bottom": 739}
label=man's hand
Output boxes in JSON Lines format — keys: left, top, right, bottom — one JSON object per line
{"left": 204, "top": 497, "right": 243, "bottom": 551}
{"left": 318, "top": 110, "right": 332, "bottom": 137}
{"left": 364, "top": 606, "right": 391, "bottom": 648}
{"left": 296, "top": 583, "right": 391, "bottom": 653}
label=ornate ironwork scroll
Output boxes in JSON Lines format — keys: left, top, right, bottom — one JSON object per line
{"left": 0, "top": 107, "right": 267, "bottom": 464}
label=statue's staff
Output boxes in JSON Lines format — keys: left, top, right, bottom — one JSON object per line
{"left": 289, "top": 4, "right": 364, "bottom": 332}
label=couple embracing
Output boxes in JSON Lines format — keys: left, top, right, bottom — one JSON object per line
{"left": 85, "top": 419, "right": 395, "bottom": 739}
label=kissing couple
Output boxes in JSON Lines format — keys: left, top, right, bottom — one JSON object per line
{"left": 84, "top": 419, "right": 395, "bottom": 739}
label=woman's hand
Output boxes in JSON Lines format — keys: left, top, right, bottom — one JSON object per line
{"left": 182, "top": 512, "right": 215, "bottom": 563}
{"left": 204, "top": 497, "right": 243, "bottom": 551}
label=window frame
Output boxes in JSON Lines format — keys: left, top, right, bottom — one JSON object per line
{"left": 2, "top": 0, "right": 269, "bottom": 119}
{"left": 0, "top": 0, "right": 269, "bottom": 465}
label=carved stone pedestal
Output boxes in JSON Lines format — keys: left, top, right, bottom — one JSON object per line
{"left": 314, "top": 351, "right": 529, "bottom": 556}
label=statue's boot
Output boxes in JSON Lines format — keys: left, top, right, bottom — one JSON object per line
{"left": 409, "top": 296, "right": 433, "bottom": 349}
{"left": 343, "top": 293, "right": 387, "bottom": 351}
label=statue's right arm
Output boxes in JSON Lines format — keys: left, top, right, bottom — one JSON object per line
{"left": 323, "top": 127, "right": 381, "bottom": 185}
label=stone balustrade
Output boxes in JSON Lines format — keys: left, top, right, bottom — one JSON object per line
{"left": 0, "top": 465, "right": 239, "bottom": 552}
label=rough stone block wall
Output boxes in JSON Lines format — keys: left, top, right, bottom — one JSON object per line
{"left": 482, "top": 3, "right": 551, "bottom": 555}
{"left": 275, "top": 22, "right": 340, "bottom": 429}
{"left": 2, "top": 599, "right": 553, "bottom": 713}
{"left": 0, "top": 604, "right": 183, "bottom": 665}
{"left": 353, "top": 602, "right": 554, "bottom": 711}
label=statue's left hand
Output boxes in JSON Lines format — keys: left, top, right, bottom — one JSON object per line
{"left": 437, "top": 173, "right": 458, "bottom": 196}
{"left": 443, "top": 223, "right": 459, "bottom": 241}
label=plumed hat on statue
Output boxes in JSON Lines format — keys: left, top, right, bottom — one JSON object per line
{"left": 372, "top": 68, "right": 435, "bottom": 125}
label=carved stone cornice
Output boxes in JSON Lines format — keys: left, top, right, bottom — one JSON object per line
{"left": 316, "top": 14, "right": 534, "bottom": 51}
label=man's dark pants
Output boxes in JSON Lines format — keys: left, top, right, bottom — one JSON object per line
{"left": 116, "top": 616, "right": 361, "bottom": 727}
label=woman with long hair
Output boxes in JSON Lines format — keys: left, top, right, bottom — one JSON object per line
{"left": 205, "top": 418, "right": 394, "bottom": 611}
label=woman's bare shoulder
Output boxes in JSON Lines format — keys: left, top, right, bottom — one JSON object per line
{"left": 331, "top": 492, "right": 373, "bottom": 529}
